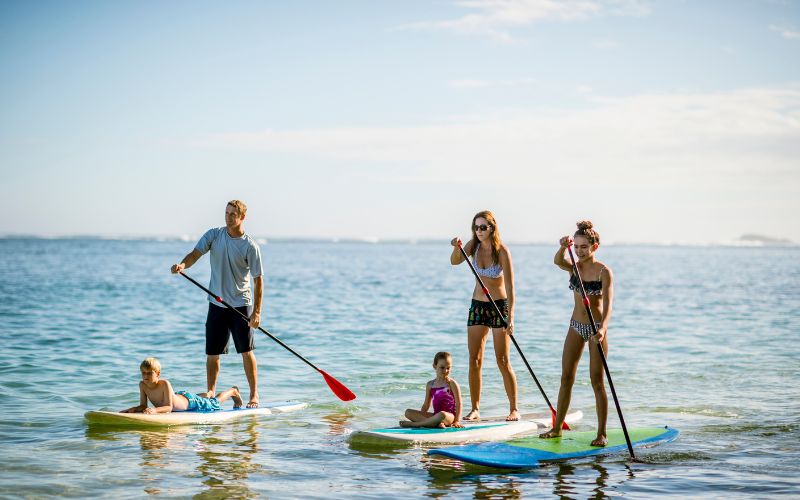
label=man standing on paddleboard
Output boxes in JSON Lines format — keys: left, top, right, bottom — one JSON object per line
{"left": 171, "top": 200, "right": 264, "bottom": 408}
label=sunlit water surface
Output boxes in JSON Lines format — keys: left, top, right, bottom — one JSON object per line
{"left": 0, "top": 240, "right": 798, "bottom": 498}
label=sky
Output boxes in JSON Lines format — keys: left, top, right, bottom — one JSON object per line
{"left": 1, "top": 0, "right": 798, "bottom": 244}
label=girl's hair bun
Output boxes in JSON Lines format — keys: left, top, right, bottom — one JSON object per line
{"left": 574, "top": 220, "right": 599, "bottom": 245}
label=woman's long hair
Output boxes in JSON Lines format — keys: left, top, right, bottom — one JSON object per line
{"left": 468, "top": 210, "right": 501, "bottom": 265}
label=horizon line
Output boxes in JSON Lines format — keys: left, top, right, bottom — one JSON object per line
{"left": 0, "top": 233, "right": 795, "bottom": 248}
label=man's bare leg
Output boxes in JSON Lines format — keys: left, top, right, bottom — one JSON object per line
{"left": 204, "top": 355, "right": 220, "bottom": 398}
{"left": 242, "top": 351, "right": 259, "bottom": 408}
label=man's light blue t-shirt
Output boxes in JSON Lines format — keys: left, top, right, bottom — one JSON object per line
{"left": 195, "top": 227, "right": 263, "bottom": 308}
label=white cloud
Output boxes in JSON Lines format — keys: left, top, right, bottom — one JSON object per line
{"left": 396, "top": 0, "right": 650, "bottom": 41}
{"left": 195, "top": 84, "right": 800, "bottom": 242}
{"left": 769, "top": 24, "right": 800, "bottom": 39}
{"left": 201, "top": 85, "right": 799, "bottom": 186}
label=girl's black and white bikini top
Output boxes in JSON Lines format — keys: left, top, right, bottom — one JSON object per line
{"left": 472, "top": 243, "right": 503, "bottom": 279}
{"left": 569, "top": 267, "right": 605, "bottom": 295}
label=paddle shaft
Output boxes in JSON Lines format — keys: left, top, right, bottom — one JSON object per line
{"left": 565, "top": 244, "right": 635, "bottom": 459}
{"left": 179, "top": 271, "right": 321, "bottom": 373}
{"left": 457, "top": 242, "right": 557, "bottom": 412}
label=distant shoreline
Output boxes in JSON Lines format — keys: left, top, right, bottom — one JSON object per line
{"left": 1, "top": 234, "right": 796, "bottom": 248}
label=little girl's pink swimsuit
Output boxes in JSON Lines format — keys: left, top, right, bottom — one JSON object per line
{"left": 430, "top": 385, "right": 456, "bottom": 414}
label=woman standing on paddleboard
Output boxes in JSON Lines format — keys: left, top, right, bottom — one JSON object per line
{"left": 540, "top": 220, "right": 614, "bottom": 446}
{"left": 450, "top": 210, "right": 519, "bottom": 422}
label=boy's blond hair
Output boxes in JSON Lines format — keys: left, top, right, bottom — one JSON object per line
{"left": 140, "top": 357, "right": 161, "bottom": 373}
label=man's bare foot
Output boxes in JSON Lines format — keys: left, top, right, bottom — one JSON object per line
{"left": 231, "top": 386, "right": 243, "bottom": 408}
{"left": 463, "top": 409, "right": 480, "bottom": 421}
{"left": 506, "top": 409, "right": 520, "bottom": 421}
{"left": 591, "top": 435, "right": 608, "bottom": 447}
{"left": 539, "top": 428, "right": 562, "bottom": 439}
{"left": 246, "top": 394, "right": 259, "bottom": 409}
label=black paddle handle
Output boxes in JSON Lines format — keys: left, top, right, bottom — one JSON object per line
{"left": 456, "top": 241, "right": 556, "bottom": 411}
{"left": 566, "top": 244, "right": 635, "bottom": 458}
{"left": 178, "top": 271, "right": 321, "bottom": 373}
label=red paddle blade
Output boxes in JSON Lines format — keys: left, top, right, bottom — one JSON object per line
{"left": 321, "top": 370, "right": 356, "bottom": 401}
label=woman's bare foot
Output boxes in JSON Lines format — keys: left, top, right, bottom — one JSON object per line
{"left": 591, "top": 435, "right": 608, "bottom": 447}
{"left": 539, "top": 428, "right": 562, "bottom": 439}
{"left": 506, "top": 409, "right": 520, "bottom": 421}
{"left": 463, "top": 409, "right": 480, "bottom": 421}
{"left": 399, "top": 420, "right": 419, "bottom": 428}
{"left": 231, "top": 386, "right": 243, "bottom": 408}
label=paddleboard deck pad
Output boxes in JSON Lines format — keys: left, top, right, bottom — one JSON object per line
{"left": 350, "top": 410, "right": 583, "bottom": 445}
{"left": 428, "top": 426, "right": 678, "bottom": 468}
{"left": 85, "top": 400, "right": 307, "bottom": 426}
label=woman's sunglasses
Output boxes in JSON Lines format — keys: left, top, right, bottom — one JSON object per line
{"left": 473, "top": 224, "right": 492, "bottom": 232}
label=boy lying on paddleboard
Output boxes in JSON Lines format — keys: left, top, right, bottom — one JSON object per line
{"left": 121, "top": 357, "right": 243, "bottom": 414}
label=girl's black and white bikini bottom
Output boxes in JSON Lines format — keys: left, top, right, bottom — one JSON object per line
{"left": 569, "top": 319, "right": 601, "bottom": 341}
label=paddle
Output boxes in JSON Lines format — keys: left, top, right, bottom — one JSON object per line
{"left": 565, "top": 242, "right": 634, "bottom": 458}
{"left": 456, "top": 240, "right": 569, "bottom": 430}
{"left": 178, "top": 271, "right": 356, "bottom": 402}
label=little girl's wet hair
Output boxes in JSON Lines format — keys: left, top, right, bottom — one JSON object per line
{"left": 433, "top": 352, "right": 452, "bottom": 365}
{"left": 574, "top": 220, "right": 600, "bottom": 246}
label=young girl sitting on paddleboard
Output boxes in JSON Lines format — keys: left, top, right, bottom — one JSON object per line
{"left": 400, "top": 352, "right": 464, "bottom": 429}
{"left": 121, "top": 357, "right": 243, "bottom": 414}
{"left": 540, "top": 221, "right": 614, "bottom": 446}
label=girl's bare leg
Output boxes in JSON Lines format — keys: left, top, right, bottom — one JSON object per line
{"left": 465, "top": 325, "right": 490, "bottom": 420}
{"left": 589, "top": 336, "right": 609, "bottom": 446}
{"left": 540, "top": 329, "right": 586, "bottom": 438}
{"left": 399, "top": 411, "right": 453, "bottom": 428}
{"left": 492, "top": 327, "right": 519, "bottom": 421}
{"left": 403, "top": 409, "right": 433, "bottom": 422}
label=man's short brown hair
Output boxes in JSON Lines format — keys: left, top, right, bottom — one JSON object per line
{"left": 227, "top": 200, "right": 247, "bottom": 216}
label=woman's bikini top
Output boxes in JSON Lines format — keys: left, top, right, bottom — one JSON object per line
{"left": 472, "top": 243, "right": 503, "bottom": 279}
{"left": 569, "top": 267, "right": 604, "bottom": 296}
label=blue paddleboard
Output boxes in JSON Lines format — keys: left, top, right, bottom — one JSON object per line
{"left": 429, "top": 426, "right": 678, "bottom": 468}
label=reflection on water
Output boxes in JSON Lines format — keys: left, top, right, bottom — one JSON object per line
{"left": 552, "top": 462, "right": 612, "bottom": 499}
{"left": 551, "top": 459, "right": 637, "bottom": 499}
{"left": 424, "top": 453, "right": 638, "bottom": 498}
{"left": 322, "top": 409, "right": 354, "bottom": 437}
{"left": 195, "top": 420, "right": 260, "bottom": 498}
{"left": 85, "top": 420, "right": 264, "bottom": 498}
{"left": 425, "top": 460, "right": 525, "bottom": 499}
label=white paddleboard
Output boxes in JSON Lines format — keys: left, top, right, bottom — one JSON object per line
{"left": 349, "top": 410, "right": 583, "bottom": 445}
{"left": 85, "top": 400, "right": 307, "bottom": 427}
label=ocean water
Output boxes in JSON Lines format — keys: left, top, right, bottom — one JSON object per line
{"left": 0, "top": 239, "right": 798, "bottom": 498}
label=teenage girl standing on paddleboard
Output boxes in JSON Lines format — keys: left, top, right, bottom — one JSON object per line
{"left": 450, "top": 210, "right": 519, "bottom": 422}
{"left": 540, "top": 220, "right": 614, "bottom": 446}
